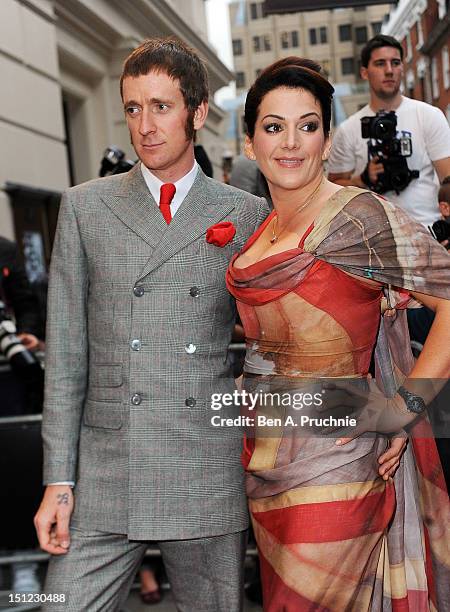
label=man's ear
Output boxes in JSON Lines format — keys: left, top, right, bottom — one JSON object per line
{"left": 244, "top": 136, "right": 256, "bottom": 161}
{"left": 193, "top": 101, "right": 208, "bottom": 130}
{"left": 360, "top": 65, "right": 368, "bottom": 82}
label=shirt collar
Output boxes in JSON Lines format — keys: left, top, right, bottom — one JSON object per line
{"left": 140, "top": 161, "right": 199, "bottom": 205}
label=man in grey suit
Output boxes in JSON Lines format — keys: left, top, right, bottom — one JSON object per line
{"left": 34, "top": 37, "right": 269, "bottom": 611}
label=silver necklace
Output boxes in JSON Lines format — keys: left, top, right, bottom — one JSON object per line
{"left": 270, "top": 177, "right": 325, "bottom": 244}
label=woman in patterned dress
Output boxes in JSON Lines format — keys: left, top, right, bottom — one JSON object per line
{"left": 226, "top": 57, "right": 450, "bottom": 611}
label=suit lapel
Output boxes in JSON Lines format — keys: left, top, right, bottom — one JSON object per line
{"left": 137, "top": 170, "right": 235, "bottom": 280}
{"left": 100, "top": 164, "right": 167, "bottom": 248}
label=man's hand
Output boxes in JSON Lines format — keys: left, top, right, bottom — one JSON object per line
{"left": 34, "top": 485, "right": 74, "bottom": 555}
{"left": 362, "top": 157, "right": 384, "bottom": 187}
{"left": 17, "top": 332, "right": 39, "bottom": 351}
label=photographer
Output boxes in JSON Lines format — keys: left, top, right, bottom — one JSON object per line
{"left": 328, "top": 35, "right": 450, "bottom": 227}
{"left": 0, "top": 236, "right": 43, "bottom": 416}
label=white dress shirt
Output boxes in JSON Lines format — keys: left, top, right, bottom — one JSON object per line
{"left": 48, "top": 161, "right": 199, "bottom": 487}
{"left": 140, "top": 161, "right": 199, "bottom": 217}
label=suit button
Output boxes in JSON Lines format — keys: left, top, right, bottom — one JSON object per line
{"left": 130, "top": 339, "right": 141, "bottom": 351}
{"left": 190, "top": 286, "right": 200, "bottom": 297}
{"left": 185, "top": 397, "right": 196, "bottom": 407}
{"left": 133, "top": 285, "right": 144, "bottom": 297}
{"left": 131, "top": 393, "right": 142, "bottom": 405}
{"left": 185, "top": 343, "right": 197, "bottom": 354}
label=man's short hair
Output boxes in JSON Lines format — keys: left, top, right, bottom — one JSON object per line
{"left": 438, "top": 176, "right": 450, "bottom": 203}
{"left": 361, "top": 34, "right": 404, "bottom": 67}
{"left": 120, "top": 37, "right": 209, "bottom": 112}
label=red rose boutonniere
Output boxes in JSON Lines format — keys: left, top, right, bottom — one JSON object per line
{"left": 206, "top": 221, "right": 236, "bottom": 247}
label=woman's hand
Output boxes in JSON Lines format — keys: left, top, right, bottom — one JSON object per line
{"left": 377, "top": 437, "right": 408, "bottom": 480}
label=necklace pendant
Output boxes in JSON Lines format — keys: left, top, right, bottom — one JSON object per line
{"left": 270, "top": 235, "right": 277, "bottom": 244}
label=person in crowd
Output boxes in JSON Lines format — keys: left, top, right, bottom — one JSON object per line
{"left": 230, "top": 154, "right": 272, "bottom": 203}
{"left": 226, "top": 56, "right": 450, "bottom": 611}
{"left": 436, "top": 175, "right": 450, "bottom": 248}
{"left": 33, "top": 36, "right": 270, "bottom": 612}
{"left": 139, "top": 559, "right": 163, "bottom": 605}
{"left": 327, "top": 34, "right": 450, "bottom": 228}
{"left": 0, "top": 236, "right": 43, "bottom": 594}
{"left": 0, "top": 235, "right": 42, "bottom": 405}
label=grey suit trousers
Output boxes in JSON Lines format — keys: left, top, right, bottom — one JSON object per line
{"left": 43, "top": 527, "right": 247, "bottom": 611}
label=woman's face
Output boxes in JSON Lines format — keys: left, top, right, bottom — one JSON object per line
{"left": 245, "top": 86, "right": 331, "bottom": 194}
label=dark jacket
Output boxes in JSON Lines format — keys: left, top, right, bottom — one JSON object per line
{"left": 0, "top": 237, "right": 41, "bottom": 335}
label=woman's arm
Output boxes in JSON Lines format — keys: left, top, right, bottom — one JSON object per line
{"left": 407, "top": 292, "right": 450, "bottom": 381}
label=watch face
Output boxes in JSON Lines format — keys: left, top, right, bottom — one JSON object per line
{"left": 399, "top": 387, "right": 426, "bottom": 414}
{"left": 411, "top": 398, "right": 421, "bottom": 413}
{"left": 409, "top": 395, "right": 425, "bottom": 414}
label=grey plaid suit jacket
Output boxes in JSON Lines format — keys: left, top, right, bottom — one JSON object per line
{"left": 42, "top": 164, "right": 270, "bottom": 540}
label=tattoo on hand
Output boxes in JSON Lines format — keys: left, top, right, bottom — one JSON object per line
{"left": 57, "top": 493, "right": 69, "bottom": 505}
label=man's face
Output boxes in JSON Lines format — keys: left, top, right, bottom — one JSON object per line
{"left": 122, "top": 70, "right": 207, "bottom": 182}
{"left": 361, "top": 46, "right": 403, "bottom": 100}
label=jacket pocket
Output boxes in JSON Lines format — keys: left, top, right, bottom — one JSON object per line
{"left": 83, "top": 398, "right": 123, "bottom": 429}
{"left": 87, "top": 363, "right": 123, "bottom": 403}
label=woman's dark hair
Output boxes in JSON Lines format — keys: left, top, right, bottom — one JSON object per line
{"left": 360, "top": 35, "right": 404, "bottom": 68}
{"left": 244, "top": 57, "right": 334, "bottom": 138}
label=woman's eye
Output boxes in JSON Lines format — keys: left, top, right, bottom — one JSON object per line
{"left": 301, "top": 121, "right": 319, "bottom": 132}
{"left": 264, "top": 123, "right": 282, "bottom": 133}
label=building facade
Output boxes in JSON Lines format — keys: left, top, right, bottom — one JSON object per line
{"left": 227, "top": 0, "right": 391, "bottom": 153}
{"left": 383, "top": 0, "right": 449, "bottom": 121}
{"left": 0, "top": 0, "right": 233, "bottom": 242}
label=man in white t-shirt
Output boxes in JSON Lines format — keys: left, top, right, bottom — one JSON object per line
{"left": 328, "top": 34, "right": 450, "bottom": 227}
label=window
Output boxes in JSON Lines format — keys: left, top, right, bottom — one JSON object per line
{"left": 341, "top": 57, "right": 355, "bottom": 75}
{"left": 281, "top": 31, "right": 299, "bottom": 49}
{"left": 406, "top": 32, "right": 413, "bottom": 61}
{"left": 431, "top": 57, "right": 440, "bottom": 99}
{"left": 416, "top": 19, "right": 424, "bottom": 48}
{"left": 354, "top": 6, "right": 365, "bottom": 11}
{"left": 309, "top": 27, "right": 327, "bottom": 46}
{"left": 232, "top": 39, "right": 242, "bottom": 56}
{"left": 236, "top": 71, "right": 245, "bottom": 88}
{"left": 253, "top": 36, "right": 261, "bottom": 53}
{"left": 443, "top": 46, "right": 450, "bottom": 90}
{"left": 371, "top": 22, "right": 382, "bottom": 35}
{"left": 264, "top": 34, "right": 271, "bottom": 51}
{"left": 355, "top": 26, "right": 368, "bottom": 45}
{"left": 255, "top": 68, "right": 262, "bottom": 78}
{"left": 339, "top": 24, "right": 352, "bottom": 42}
{"left": 250, "top": 2, "right": 263, "bottom": 20}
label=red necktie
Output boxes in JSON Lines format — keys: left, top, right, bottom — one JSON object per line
{"left": 159, "top": 183, "right": 176, "bottom": 224}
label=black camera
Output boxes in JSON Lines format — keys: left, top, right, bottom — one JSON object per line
{"left": 429, "top": 219, "right": 450, "bottom": 249}
{"left": 361, "top": 110, "right": 419, "bottom": 195}
{"left": 0, "top": 301, "right": 43, "bottom": 379}
{"left": 99, "top": 146, "right": 136, "bottom": 177}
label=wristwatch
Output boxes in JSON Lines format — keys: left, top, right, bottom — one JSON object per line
{"left": 397, "top": 386, "right": 426, "bottom": 414}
